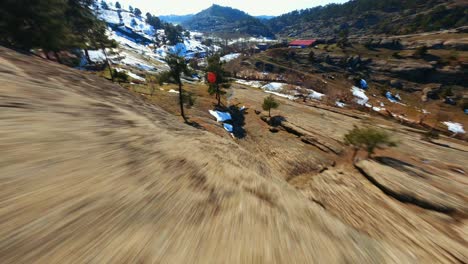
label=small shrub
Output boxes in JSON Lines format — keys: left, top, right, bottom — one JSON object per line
{"left": 112, "top": 69, "right": 129, "bottom": 83}
{"left": 344, "top": 126, "right": 397, "bottom": 158}
{"left": 262, "top": 95, "right": 280, "bottom": 117}
{"left": 414, "top": 46, "right": 428, "bottom": 58}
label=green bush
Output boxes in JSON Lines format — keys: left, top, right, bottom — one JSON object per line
{"left": 262, "top": 95, "right": 280, "bottom": 117}
{"left": 344, "top": 126, "right": 396, "bottom": 158}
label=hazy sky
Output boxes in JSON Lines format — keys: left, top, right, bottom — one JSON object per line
{"left": 113, "top": 0, "right": 349, "bottom": 16}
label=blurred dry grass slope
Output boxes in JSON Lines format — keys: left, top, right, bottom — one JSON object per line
{"left": 0, "top": 47, "right": 414, "bottom": 263}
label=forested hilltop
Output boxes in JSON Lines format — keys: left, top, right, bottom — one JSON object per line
{"left": 183, "top": 5, "right": 274, "bottom": 38}
{"left": 267, "top": 0, "right": 468, "bottom": 38}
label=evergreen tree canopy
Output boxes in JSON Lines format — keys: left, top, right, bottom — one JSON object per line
{"left": 115, "top": 1, "right": 121, "bottom": 9}
{"left": 205, "top": 54, "right": 231, "bottom": 106}
{"left": 134, "top": 8, "right": 142, "bottom": 17}
{"left": 262, "top": 95, "right": 280, "bottom": 117}
{"left": 146, "top": 13, "right": 162, "bottom": 30}
{"left": 0, "top": 0, "right": 112, "bottom": 55}
{"left": 164, "top": 23, "right": 183, "bottom": 45}
{"left": 100, "top": 0, "right": 108, "bottom": 10}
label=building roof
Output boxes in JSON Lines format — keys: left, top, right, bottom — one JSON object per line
{"left": 289, "top": 39, "right": 316, "bottom": 46}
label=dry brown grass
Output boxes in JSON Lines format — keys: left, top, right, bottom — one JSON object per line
{"left": 1, "top": 46, "right": 467, "bottom": 263}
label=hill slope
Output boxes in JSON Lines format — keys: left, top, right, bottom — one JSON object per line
{"left": 268, "top": 0, "right": 468, "bottom": 37}
{"left": 0, "top": 47, "right": 416, "bottom": 262}
{"left": 183, "top": 5, "right": 274, "bottom": 38}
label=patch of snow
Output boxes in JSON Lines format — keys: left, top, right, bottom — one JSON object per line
{"left": 265, "top": 91, "right": 297, "bottom": 100}
{"left": 209, "top": 110, "right": 232, "bottom": 122}
{"left": 223, "top": 123, "right": 234, "bottom": 132}
{"left": 168, "top": 89, "right": 179, "bottom": 94}
{"left": 308, "top": 90, "right": 325, "bottom": 100}
{"left": 351, "top": 86, "right": 369, "bottom": 105}
{"left": 88, "top": 50, "right": 106, "bottom": 62}
{"left": 98, "top": 9, "right": 121, "bottom": 24}
{"left": 336, "top": 101, "right": 346, "bottom": 108}
{"left": 372, "top": 107, "right": 385, "bottom": 112}
{"left": 115, "top": 68, "right": 145, "bottom": 82}
{"left": 262, "top": 82, "right": 285, "bottom": 91}
{"left": 443, "top": 122, "right": 465, "bottom": 134}
{"left": 121, "top": 53, "right": 155, "bottom": 70}
{"left": 221, "top": 53, "right": 241, "bottom": 62}
{"left": 235, "top": 79, "right": 263, "bottom": 88}
{"left": 422, "top": 109, "right": 430, "bottom": 114}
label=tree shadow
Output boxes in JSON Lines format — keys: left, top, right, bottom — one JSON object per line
{"left": 375, "top": 156, "right": 414, "bottom": 168}
{"left": 228, "top": 104, "right": 247, "bottom": 139}
{"left": 269, "top": 115, "right": 286, "bottom": 127}
{"left": 375, "top": 156, "right": 428, "bottom": 179}
{"left": 185, "top": 120, "right": 205, "bottom": 130}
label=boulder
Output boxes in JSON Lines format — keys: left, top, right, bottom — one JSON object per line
{"left": 356, "top": 160, "right": 467, "bottom": 214}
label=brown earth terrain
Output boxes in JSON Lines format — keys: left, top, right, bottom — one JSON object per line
{"left": 1, "top": 46, "right": 467, "bottom": 263}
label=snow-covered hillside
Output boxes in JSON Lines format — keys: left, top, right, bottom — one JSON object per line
{"left": 83, "top": 4, "right": 220, "bottom": 82}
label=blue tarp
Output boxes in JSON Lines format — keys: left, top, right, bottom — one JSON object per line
{"left": 386, "top": 91, "right": 399, "bottom": 103}
{"left": 360, "top": 79, "right": 368, "bottom": 89}
{"left": 223, "top": 123, "right": 233, "bottom": 132}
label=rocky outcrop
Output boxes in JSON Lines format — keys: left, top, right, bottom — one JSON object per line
{"left": 355, "top": 160, "right": 467, "bottom": 214}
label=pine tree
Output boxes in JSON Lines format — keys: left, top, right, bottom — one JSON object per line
{"left": 164, "top": 23, "right": 183, "bottom": 45}
{"left": 166, "top": 53, "right": 190, "bottom": 122}
{"left": 134, "top": 8, "right": 142, "bottom": 17}
{"left": 146, "top": 13, "right": 162, "bottom": 30}
{"left": 262, "top": 95, "right": 280, "bottom": 117}
{"left": 100, "top": 0, "right": 109, "bottom": 10}
{"left": 115, "top": 1, "right": 121, "bottom": 9}
{"left": 0, "top": 0, "right": 72, "bottom": 53}
{"left": 206, "top": 54, "right": 231, "bottom": 107}
{"left": 129, "top": 5, "right": 133, "bottom": 13}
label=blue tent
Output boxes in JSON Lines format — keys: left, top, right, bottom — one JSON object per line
{"left": 360, "top": 79, "right": 368, "bottom": 89}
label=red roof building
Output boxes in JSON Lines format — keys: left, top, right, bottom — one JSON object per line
{"left": 288, "top": 39, "right": 316, "bottom": 48}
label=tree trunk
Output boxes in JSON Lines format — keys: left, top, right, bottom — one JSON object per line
{"left": 54, "top": 51, "right": 62, "bottom": 64}
{"left": 84, "top": 49, "right": 91, "bottom": 64}
{"left": 352, "top": 148, "right": 358, "bottom": 163}
{"left": 269, "top": 108, "right": 271, "bottom": 117}
{"left": 216, "top": 83, "right": 221, "bottom": 106}
{"left": 178, "top": 80, "right": 186, "bottom": 122}
{"left": 101, "top": 46, "right": 114, "bottom": 82}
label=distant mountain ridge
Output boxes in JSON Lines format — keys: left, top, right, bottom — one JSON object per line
{"left": 182, "top": 5, "right": 275, "bottom": 38}
{"left": 267, "top": 0, "right": 468, "bottom": 38}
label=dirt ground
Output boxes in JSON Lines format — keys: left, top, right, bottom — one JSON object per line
{"left": 0, "top": 47, "right": 467, "bottom": 263}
